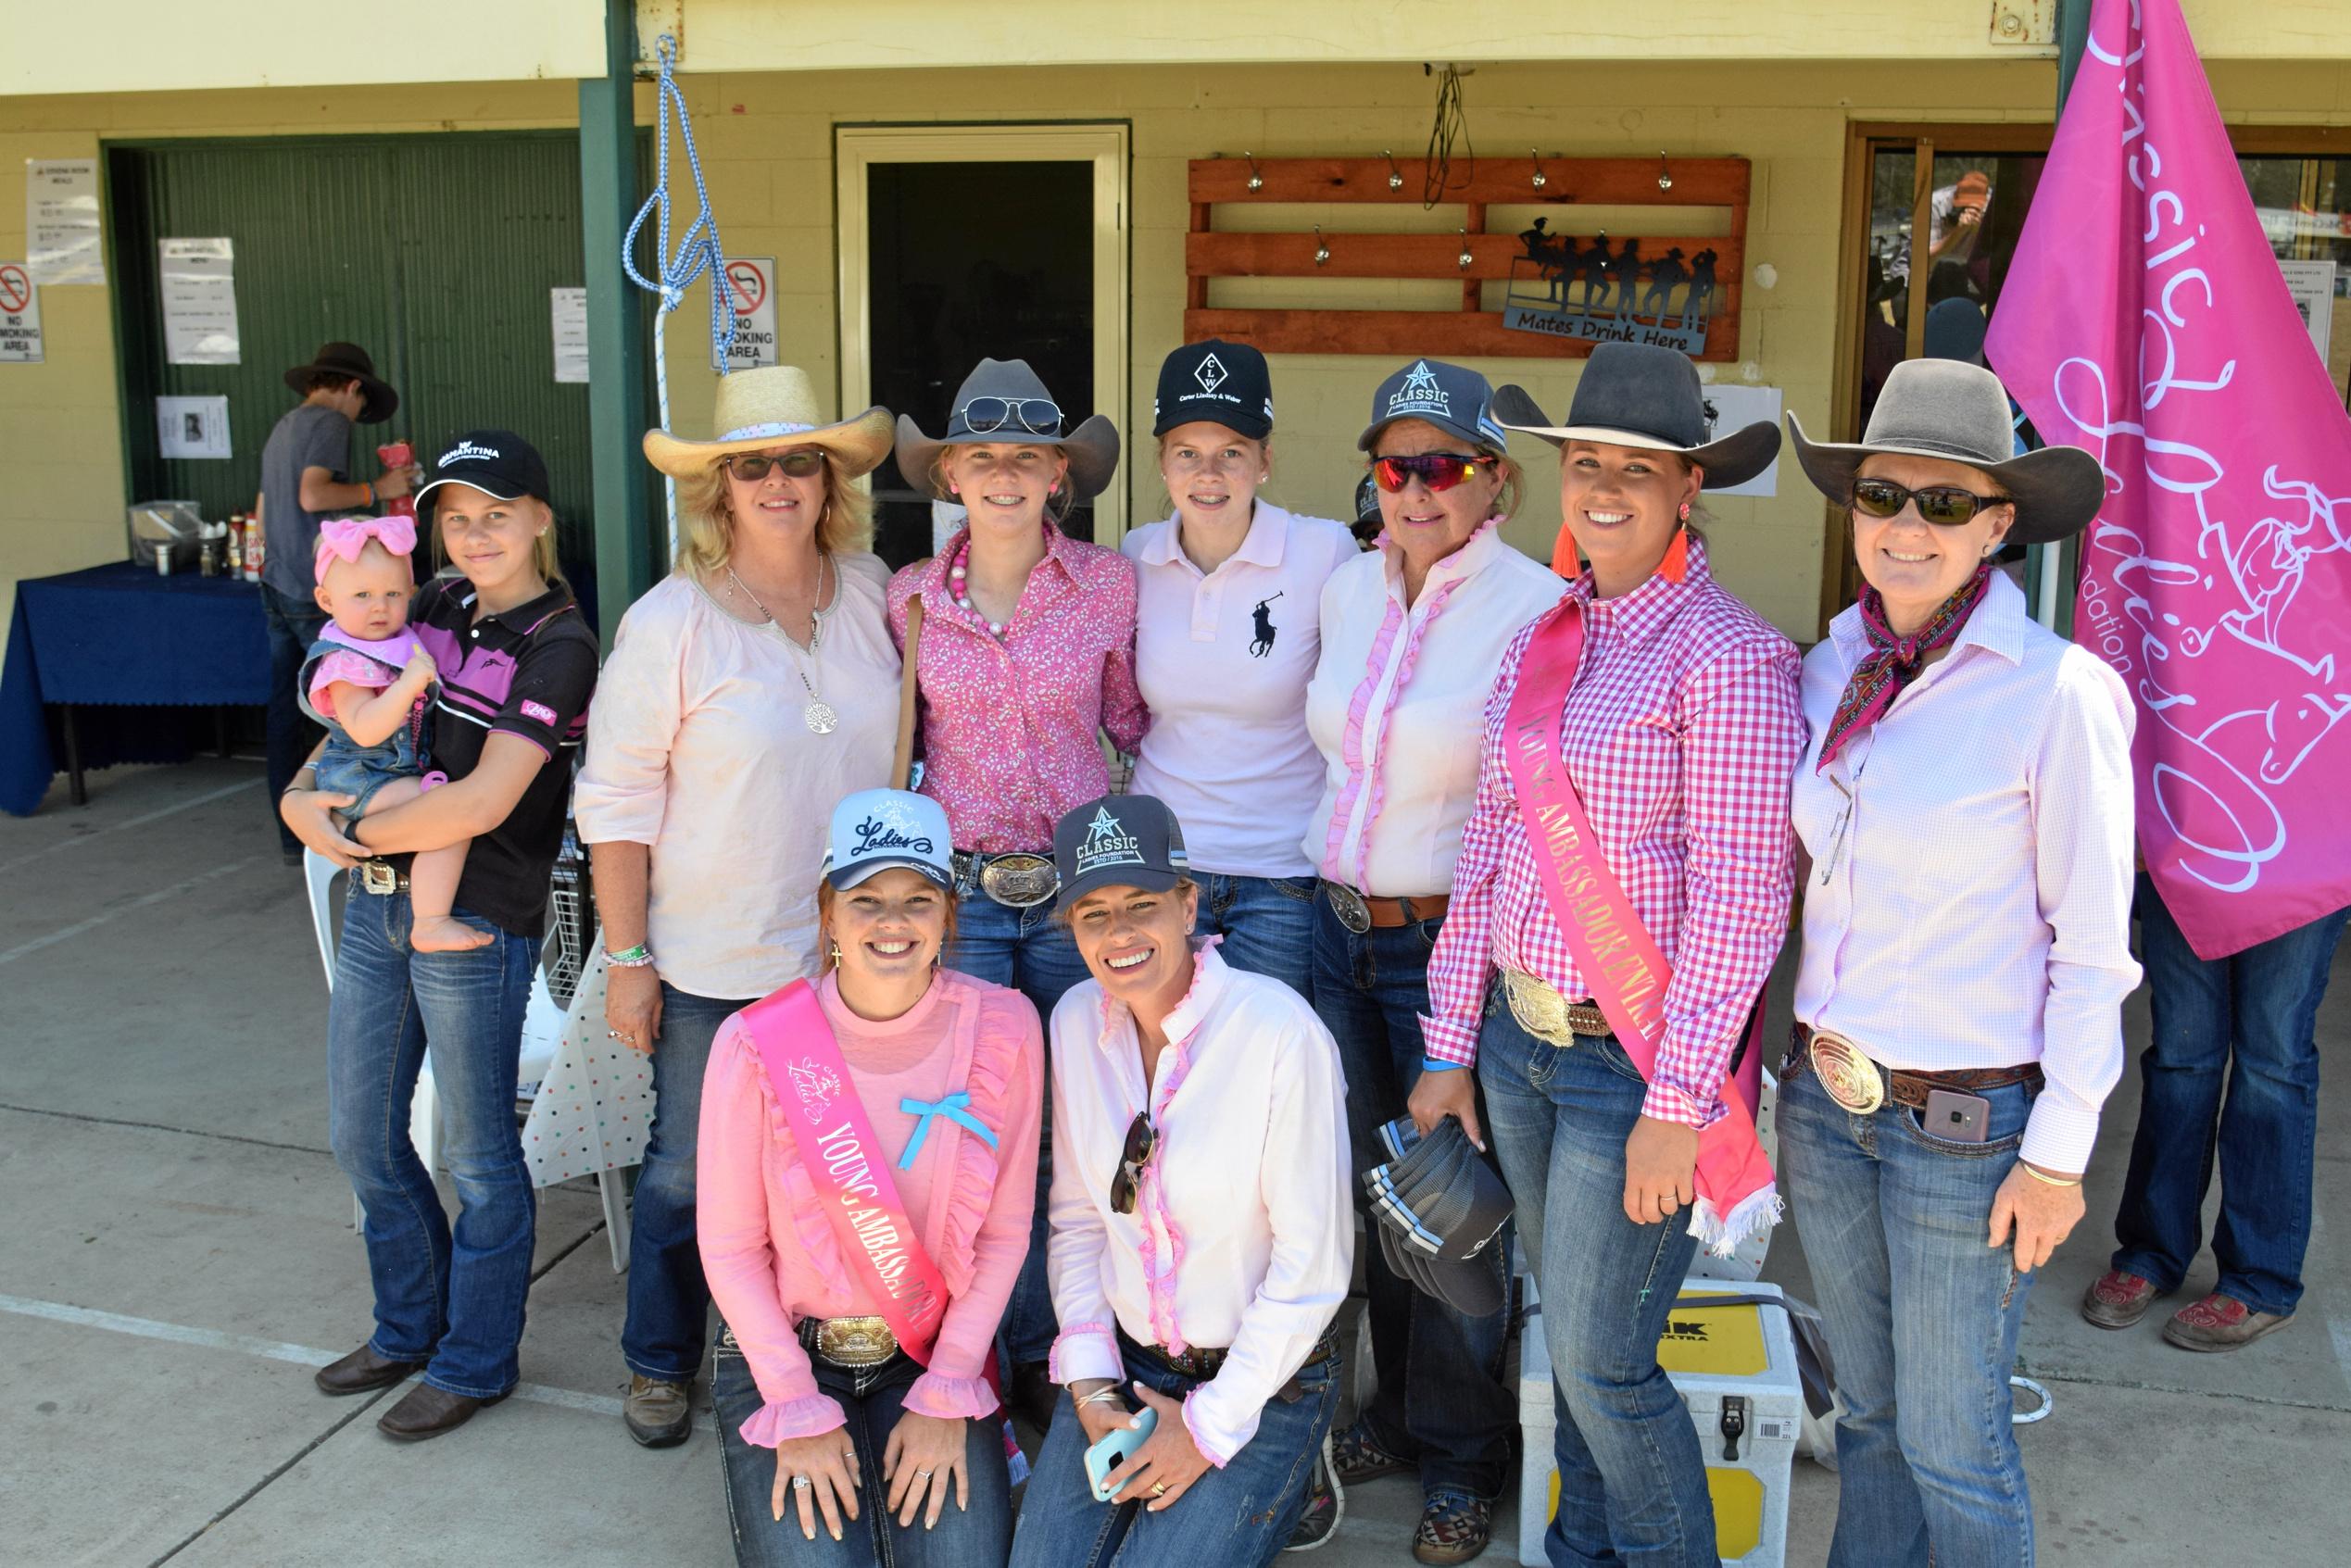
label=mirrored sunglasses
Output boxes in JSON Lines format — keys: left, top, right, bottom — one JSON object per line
{"left": 1373, "top": 453, "right": 1496, "bottom": 494}
{"left": 1850, "top": 476, "right": 2011, "bottom": 527}
{"left": 1109, "top": 1110, "right": 1157, "bottom": 1216}
{"left": 957, "top": 396, "right": 1063, "bottom": 436}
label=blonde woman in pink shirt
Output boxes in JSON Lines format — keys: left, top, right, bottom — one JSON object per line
{"left": 888, "top": 358, "right": 1145, "bottom": 1406}
{"left": 698, "top": 787, "right": 1044, "bottom": 1568}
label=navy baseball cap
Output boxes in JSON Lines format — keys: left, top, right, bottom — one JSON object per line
{"left": 1357, "top": 358, "right": 1510, "bottom": 454}
{"left": 1153, "top": 339, "right": 1274, "bottom": 440}
{"left": 415, "top": 429, "right": 551, "bottom": 511}
{"left": 1364, "top": 1115, "right": 1514, "bottom": 1316}
{"left": 1053, "top": 795, "right": 1189, "bottom": 911}
{"left": 821, "top": 788, "right": 954, "bottom": 892}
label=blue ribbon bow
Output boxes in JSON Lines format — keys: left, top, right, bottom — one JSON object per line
{"left": 898, "top": 1092, "right": 998, "bottom": 1171}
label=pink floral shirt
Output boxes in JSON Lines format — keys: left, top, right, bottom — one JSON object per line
{"left": 887, "top": 523, "right": 1149, "bottom": 853}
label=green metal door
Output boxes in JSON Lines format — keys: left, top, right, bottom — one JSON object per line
{"left": 107, "top": 132, "right": 631, "bottom": 583}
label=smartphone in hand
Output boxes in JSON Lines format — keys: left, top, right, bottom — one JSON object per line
{"left": 1084, "top": 1406, "right": 1160, "bottom": 1502}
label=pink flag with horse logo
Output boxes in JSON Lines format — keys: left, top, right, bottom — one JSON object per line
{"left": 1985, "top": 0, "right": 2351, "bottom": 960}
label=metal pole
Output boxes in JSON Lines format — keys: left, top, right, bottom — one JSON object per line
{"left": 579, "top": 2, "right": 653, "bottom": 650}
{"left": 2030, "top": 0, "right": 2097, "bottom": 635}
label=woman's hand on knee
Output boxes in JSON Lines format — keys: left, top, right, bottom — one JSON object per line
{"left": 1106, "top": 1383, "right": 1213, "bottom": 1512}
{"left": 882, "top": 1412, "right": 968, "bottom": 1529}
{"left": 772, "top": 1432, "right": 861, "bottom": 1541}
{"left": 280, "top": 789, "right": 364, "bottom": 867}
{"left": 603, "top": 963, "right": 662, "bottom": 1055}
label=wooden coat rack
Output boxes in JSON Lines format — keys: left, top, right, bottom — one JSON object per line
{"left": 1184, "top": 154, "right": 1748, "bottom": 361}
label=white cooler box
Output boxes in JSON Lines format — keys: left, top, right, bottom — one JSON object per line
{"left": 1517, "top": 1278, "right": 1802, "bottom": 1567}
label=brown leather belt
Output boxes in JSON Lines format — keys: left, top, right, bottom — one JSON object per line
{"left": 1119, "top": 1324, "right": 1340, "bottom": 1400}
{"left": 1786, "top": 1023, "right": 2042, "bottom": 1114}
{"left": 1323, "top": 881, "right": 1448, "bottom": 934}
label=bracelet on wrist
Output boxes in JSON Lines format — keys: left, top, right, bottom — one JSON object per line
{"left": 2020, "top": 1161, "right": 2081, "bottom": 1188}
{"left": 605, "top": 943, "right": 656, "bottom": 969}
{"left": 363, "top": 480, "right": 375, "bottom": 508}
{"left": 1073, "top": 1386, "right": 1125, "bottom": 1411}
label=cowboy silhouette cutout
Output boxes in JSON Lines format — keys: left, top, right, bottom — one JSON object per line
{"left": 1251, "top": 592, "right": 1284, "bottom": 658}
{"left": 1685, "top": 248, "right": 1719, "bottom": 326}
{"left": 1575, "top": 233, "right": 1615, "bottom": 310}
{"left": 1518, "top": 218, "right": 1572, "bottom": 302}
{"left": 1606, "top": 237, "right": 1645, "bottom": 316}
{"left": 1641, "top": 247, "right": 1691, "bottom": 321}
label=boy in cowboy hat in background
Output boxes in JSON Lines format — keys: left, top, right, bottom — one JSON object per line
{"left": 255, "top": 342, "right": 421, "bottom": 859}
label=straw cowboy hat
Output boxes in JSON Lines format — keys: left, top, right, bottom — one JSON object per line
{"left": 894, "top": 358, "right": 1122, "bottom": 501}
{"left": 1786, "top": 358, "right": 2105, "bottom": 546}
{"left": 1490, "top": 342, "right": 1781, "bottom": 491}
{"left": 283, "top": 342, "right": 397, "bottom": 425}
{"left": 641, "top": 365, "right": 894, "bottom": 479}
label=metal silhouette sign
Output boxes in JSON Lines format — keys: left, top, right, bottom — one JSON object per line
{"left": 1503, "top": 220, "right": 1720, "bottom": 353}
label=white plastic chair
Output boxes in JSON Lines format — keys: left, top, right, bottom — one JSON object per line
{"left": 307, "top": 850, "right": 631, "bottom": 1269}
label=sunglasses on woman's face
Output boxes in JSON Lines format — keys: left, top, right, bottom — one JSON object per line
{"left": 1850, "top": 476, "right": 2011, "bottom": 527}
{"left": 726, "top": 450, "right": 826, "bottom": 483}
{"left": 1372, "top": 453, "right": 1495, "bottom": 494}
{"left": 1109, "top": 1111, "right": 1157, "bottom": 1216}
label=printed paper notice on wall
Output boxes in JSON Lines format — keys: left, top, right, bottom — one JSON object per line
{"left": 1700, "top": 383, "right": 1783, "bottom": 498}
{"left": 26, "top": 159, "right": 105, "bottom": 285}
{"left": 2277, "top": 257, "right": 2336, "bottom": 365}
{"left": 551, "top": 287, "right": 590, "bottom": 383}
{"left": 157, "top": 395, "right": 233, "bottom": 459}
{"left": 0, "top": 262, "right": 42, "bottom": 363}
{"left": 160, "top": 238, "right": 242, "bottom": 365}
{"left": 723, "top": 257, "right": 778, "bottom": 371}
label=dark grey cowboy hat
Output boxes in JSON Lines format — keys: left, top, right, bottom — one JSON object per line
{"left": 1490, "top": 341, "right": 1779, "bottom": 491}
{"left": 283, "top": 341, "right": 396, "bottom": 425}
{"left": 895, "top": 358, "right": 1122, "bottom": 502}
{"left": 1786, "top": 358, "right": 2105, "bottom": 546}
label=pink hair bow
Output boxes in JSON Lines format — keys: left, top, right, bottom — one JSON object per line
{"left": 314, "top": 514, "right": 419, "bottom": 583}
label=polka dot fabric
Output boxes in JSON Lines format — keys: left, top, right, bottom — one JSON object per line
{"left": 522, "top": 952, "right": 657, "bottom": 1185}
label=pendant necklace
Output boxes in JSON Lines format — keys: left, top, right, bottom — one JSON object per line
{"left": 728, "top": 555, "right": 838, "bottom": 734}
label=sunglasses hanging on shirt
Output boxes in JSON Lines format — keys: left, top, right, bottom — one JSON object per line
{"left": 1371, "top": 452, "right": 1497, "bottom": 494}
{"left": 1849, "top": 476, "right": 2013, "bottom": 527}
{"left": 1109, "top": 1110, "right": 1158, "bottom": 1215}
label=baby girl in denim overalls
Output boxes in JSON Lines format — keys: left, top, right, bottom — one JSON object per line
{"left": 302, "top": 514, "right": 486, "bottom": 952}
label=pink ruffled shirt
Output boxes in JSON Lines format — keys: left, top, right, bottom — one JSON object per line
{"left": 695, "top": 970, "right": 1045, "bottom": 1445}
{"left": 886, "top": 522, "right": 1149, "bottom": 853}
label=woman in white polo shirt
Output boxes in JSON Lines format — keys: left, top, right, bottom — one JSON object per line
{"left": 1120, "top": 341, "right": 1354, "bottom": 999}
{"left": 1302, "top": 358, "right": 1564, "bottom": 1563}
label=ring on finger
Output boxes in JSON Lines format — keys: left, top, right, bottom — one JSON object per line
{"left": 791, "top": 1475, "right": 811, "bottom": 1491}
{"left": 1150, "top": 1481, "right": 1168, "bottom": 1497}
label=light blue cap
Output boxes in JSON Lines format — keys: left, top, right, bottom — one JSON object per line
{"left": 821, "top": 788, "right": 954, "bottom": 892}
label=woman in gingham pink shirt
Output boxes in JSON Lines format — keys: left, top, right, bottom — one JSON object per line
{"left": 886, "top": 357, "right": 1146, "bottom": 1394}
{"left": 1415, "top": 345, "right": 1802, "bottom": 1567}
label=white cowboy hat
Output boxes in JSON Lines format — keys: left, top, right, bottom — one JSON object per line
{"left": 641, "top": 365, "right": 893, "bottom": 479}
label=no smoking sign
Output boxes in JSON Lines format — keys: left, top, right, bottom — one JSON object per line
{"left": 0, "top": 261, "right": 43, "bottom": 363}
{"left": 723, "top": 257, "right": 778, "bottom": 371}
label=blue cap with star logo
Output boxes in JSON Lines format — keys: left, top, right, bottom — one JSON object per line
{"left": 1051, "top": 794, "right": 1189, "bottom": 910}
{"left": 1357, "top": 358, "right": 1508, "bottom": 454}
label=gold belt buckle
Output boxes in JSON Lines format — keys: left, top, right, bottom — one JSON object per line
{"left": 978, "top": 853, "right": 1059, "bottom": 909}
{"left": 1806, "top": 1030, "right": 1886, "bottom": 1114}
{"left": 355, "top": 859, "right": 400, "bottom": 897}
{"left": 814, "top": 1315, "right": 899, "bottom": 1367}
{"left": 1502, "top": 970, "right": 1578, "bottom": 1047}
{"left": 1326, "top": 882, "right": 1373, "bottom": 935}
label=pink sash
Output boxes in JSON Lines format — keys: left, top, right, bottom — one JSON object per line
{"left": 738, "top": 980, "right": 951, "bottom": 1364}
{"left": 1502, "top": 599, "right": 1779, "bottom": 1255}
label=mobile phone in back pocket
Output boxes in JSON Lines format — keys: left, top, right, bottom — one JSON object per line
{"left": 1923, "top": 1088, "right": 1993, "bottom": 1143}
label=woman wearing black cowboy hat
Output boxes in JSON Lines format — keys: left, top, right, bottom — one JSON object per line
{"left": 1777, "top": 358, "right": 2138, "bottom": 1566}
{"left": 1416, "top": 341, "right": 1805, "bottom": 1567}
{"left": 886, "top": 357, "right": 1147, "bottom": 1413}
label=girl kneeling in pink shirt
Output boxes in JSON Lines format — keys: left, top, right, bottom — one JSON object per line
{"left": 698, "top": 788, "right": 1045, "bottom": 1567}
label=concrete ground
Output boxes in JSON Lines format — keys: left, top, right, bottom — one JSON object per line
{"left": 6, "top": 756, "right": 2350, "bottom": 1566}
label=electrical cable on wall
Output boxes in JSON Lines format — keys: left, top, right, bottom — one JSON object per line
{"left": 1422, "top": 63, "right": 1475, "bottom": 208}
{"left": 621, "top": 32, "right": 737, "bottom": 559}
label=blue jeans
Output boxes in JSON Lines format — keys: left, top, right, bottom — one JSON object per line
{"left": 1195, "top": 872, "right": 1317, "bottom": 1001}
{"left": 264, "top": 584, "right": 327, "bottom": 853}
{"left": 2111, "top": 876, "right": 2349, "bottom": 1316}
{"left": 1310, "top": 892, "right": 1514, "bottom": 1500}
{"left": 1478, "top": 998, "right": 1715, "bottom": 1567}
{"left": 1009, "top": 1336, "right": 1340, "bottom": 1568}
{"left": 622, "top": 984, "right": 754, "bottom": 1383}
{"left": 326, "top": 889, "right": 541, "bottom": 1399}
{"left": 713, "top": 1327, "right": 1012, "bottom": 1568}
{"left": 1779, "top": 1057, "right": 2040, "bottom": 1568}
{"left": 945, "top": 879, "right": 1089, "bottom": 1369}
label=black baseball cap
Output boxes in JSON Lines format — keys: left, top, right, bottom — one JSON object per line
{"left": 415, "top": 429, "right": 551, "bottom": 512}
{"left": 1357, "top": 358, "right": 1510, "bottom": 454}
{"left": 1053, "top": 794, "right": 1189, "bottom": 911}
{"left": 1153, "top": 339, "right": 1275, "bottom": 441}
{"left": 1364, "top": 1115, "right": 1514, "bottom": 1316}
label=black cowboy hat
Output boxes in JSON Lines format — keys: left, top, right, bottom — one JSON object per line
{"left": 1491, "top": 342, "right": 1780, "bottom": 491}
{"left": 283, "top": 342, "right": 397, "bottom": 425}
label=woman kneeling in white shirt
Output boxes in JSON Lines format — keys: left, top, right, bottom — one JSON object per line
{"left": 1008, "top": 794, "right": 1352, "bottom": 1568}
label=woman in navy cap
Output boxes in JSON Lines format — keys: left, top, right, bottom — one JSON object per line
{"left": 1119, "top": 340, "right": 1354, "bottom": 1001}
{"left": 1302, "top": 359, "right": 1563, "bottom": 1562}
{"left": 280, "top": 431, "right": 600, "bottom": 1442}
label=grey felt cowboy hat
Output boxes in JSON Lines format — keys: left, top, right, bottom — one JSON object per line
{"left": 1490, "top": 341, "right": 1780, "bottom": 491}
{"left": 894, "top": 358, "right": 1122, "bottom": 502}
{"left": 1786, "top": 358, "right": 2106, "bottom": 546}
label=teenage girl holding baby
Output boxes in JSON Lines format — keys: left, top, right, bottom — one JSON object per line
{"left": 280, "top": 430, "right": 599, "bottom": 1442}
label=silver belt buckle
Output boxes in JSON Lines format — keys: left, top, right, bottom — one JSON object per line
{"left": 354, "top": 859, "right": 400, "bottom": 897}
{"left": 1806, "top": 1030, "right": 1887, "bottom": 1114}
{"left": 1502, "top": 970, "right": 1578, "bottom": 1047}
{"left": 1326, "top": 882, "right": 1372, "bottom": 935}
{"left": 978, "top": 853, "right": 1059, "bottom": 909}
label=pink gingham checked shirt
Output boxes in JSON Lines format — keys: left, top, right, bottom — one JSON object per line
{"left": 1421, "top": 536, "right": 1805, "bottom": 1127}
{"left": 887, "top": 523, "right": 1149, "bottom": 853}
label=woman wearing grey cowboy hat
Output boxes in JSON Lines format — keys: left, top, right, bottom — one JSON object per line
{"left": 574, "top": 365, "right": 903, "bottom": 1449}
{"left": 1302, "top": 358, "right": 1562, "bottom": 1565}
{"left": 1777, "top": 357, "right": 2137, "bottom": 1566}
{"left": 1415, "top": 341, "right": 1805, "bottom": 1567}
{"left": 885, "top": 357, "right": 1146, "bottom": 1415}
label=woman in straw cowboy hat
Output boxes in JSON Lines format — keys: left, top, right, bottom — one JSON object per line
{"left": 574, "top": 365, "right": 902, "bottom": 1449}
{"left": 1778, "top": 358, "right": 2138, "bottom": 1566}
{"left": 1416, "top": 342, "right": 1804, "bottom": 1566}
{"left": 886, "top": 357, "right": 1147, "bottom": 1420}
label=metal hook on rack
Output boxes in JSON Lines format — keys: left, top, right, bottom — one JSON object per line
{"left": 1656, "top": 151, "right": 1674, "bottom": 192}
{"left": 1531, "top": 149, "right": 1549, "bottom": 190}
{"left": 1314, "top": 226, "right": 1331, "bottom": 267}
{"left": 1384, "top": 149, "right": 1404, "bottom": 191}
{"left": 1243, "top": 152, "right": 1264, "bottom": 192}
{"left": 1457, "top": 228, "right": 1475, "bottom": 270}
